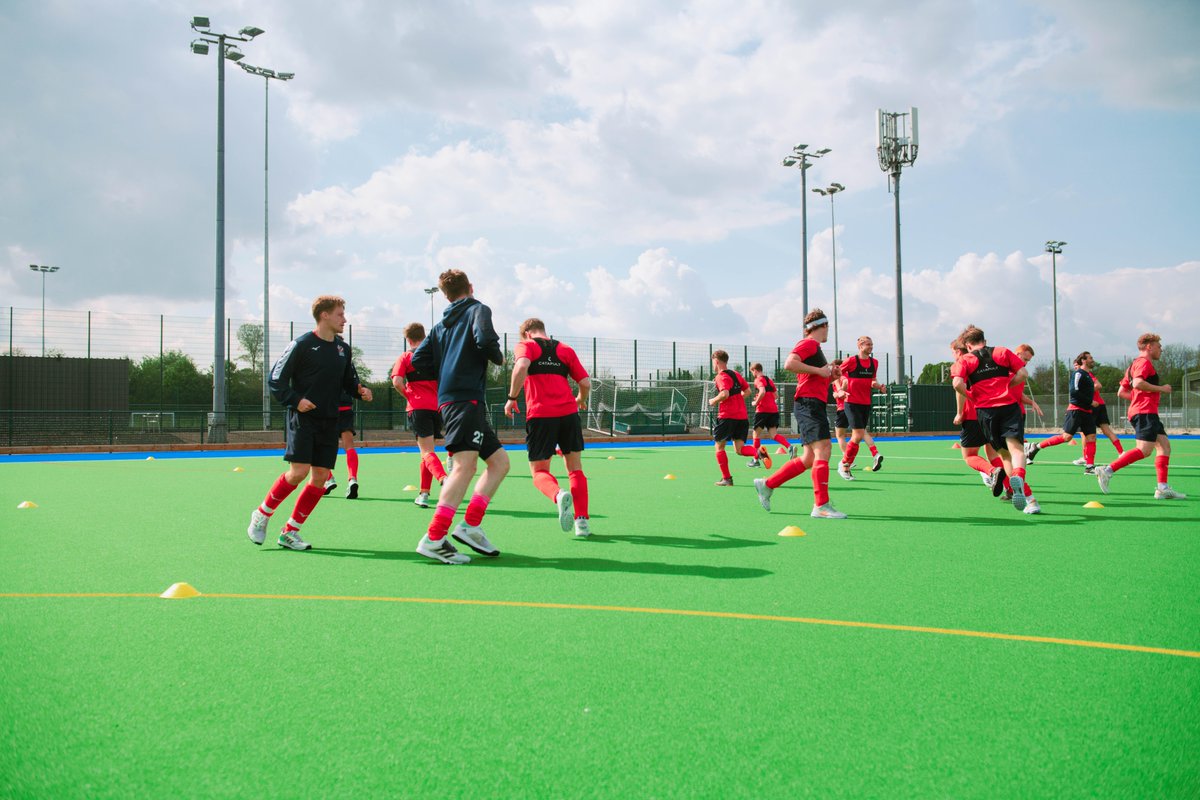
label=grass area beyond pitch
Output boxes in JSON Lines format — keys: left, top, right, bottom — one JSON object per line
{"left": 2, "top": 439, "right": 1198, "bottom": 798}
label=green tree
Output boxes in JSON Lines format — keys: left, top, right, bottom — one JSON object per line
{"left": 129, "top": 350, "right": 211, "bottom": 407}
{"left": 236, "top": 324, "right": 264, "bottom": 373}
{"left": 351, "top": 345, "right": 372, "bottom": 382}
{"left": 916, "top": 361, "right": 954, "bottom": 385}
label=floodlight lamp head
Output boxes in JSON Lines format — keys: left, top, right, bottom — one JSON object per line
{"left": 240, "top": 26, "right": 265, "bottom": 38}
{"left": 793, "top": 143, "right": 808, "bottom": 151}
{"left": 190, "top": 40, "right": 209, "bottom": 55}
{"left": 812, "top": 188, "right": 825, "bottom": 195}
{"left": 277, "top": 72, "right": 295, "bottom": 80}
{"left": 781, "top": 157, "right": 797, "bottom": 167}
{"left": 225, "top": 48, "right": 245, "bottom": 62}
{"left": 191, "top": 16, "right": 211, "bottom": 30}
{"left": 816, "top": 148, "right": 831, "bottom": 155}
{"left": 831, "top": 182, "right": 845, "bottom": 191}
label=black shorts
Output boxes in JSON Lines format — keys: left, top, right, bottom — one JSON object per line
{"left": 526, "top": 413, "right": 585, "bottom": 461}
{"left": 285, "top": 409, "right": 339, "bottom": 469}
{"left": 960, "top": 419, "right": 987, "bottom": 449}
{"left": 794, "top": 398, "right": 831, "bottom": 445}
{"left": 846, "top": 402, "right": 872, "bottom": 430}
{"left": 834, "top": 408, "right": 849, "bottom": 430}
{"left": 1131, "top": 413, "right": 1166, "bottom": 443}
{"left": 441, "top": 401, "right": 502, "bottom": 460}
{"left": 714, "top": 417, "right": 750, "bottom": 443}
{"left": 753, "top": 412, "right": 780, "bottom": 431}
{"left": 1063, "top": 409, "right": 1096, "bottom": 437}
{"left": 976, "top": 403, "right": 1024, "bottom": 452}
{"left": 409, "top": 409, "right": 443, "bottom": 440}
{"left": 1094, "top": 404, "right": 1111, "bottom": 427}
{"left": 336, "top": 408, "right": 356, "bottom": 435}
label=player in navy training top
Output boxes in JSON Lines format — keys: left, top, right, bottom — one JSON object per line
{"left": 247, "top": 295, "right": 373, "bottom": 550}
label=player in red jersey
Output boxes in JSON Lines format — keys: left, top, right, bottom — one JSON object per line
{"left": 951, "top": 326, "right": 1037, "bottom": 513}
{"left": 504, "top": 318, "right": 593, "bottom": 537}
{"left": 950, "top": 339, "right": 1003, "bottom": 488}
{"left": 752, "top": 309, "right": 846, "bottom": 519}
{"left": 1096, "top": 333, "right": 1186, "bottom": 499}
{"left": 707, "top": 351, "right": 760, "bottom": 486}
{"left": 836, "top": 335, "right": 886, "bottom": 480}
{"left": 747, "top": 363, "right": 783, "bottom": 469}
{"left": 392, "top": 322, "right": 448, "bottom": 509}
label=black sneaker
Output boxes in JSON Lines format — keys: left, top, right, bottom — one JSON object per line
{"left": 871, "top": 453, "right": 884, "bottom": 472}
{"left": 990, "top": 466, "right": 1006, "bottom": 497}
{"left": 346, "top": 479, "right": 359, "bottom": 499}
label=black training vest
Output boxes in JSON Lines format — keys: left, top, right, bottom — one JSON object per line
{"left": 526, "top": 338, "right": 570, "bottom": 377}
{"left": 1125, "top": 358, "right": 1159, "bottom": 389}
{"left": 965, "top": 346, "right": 1010, "bottom": 387}
{"left": 404, "top": 350, "right": 438, "bottom": 384}
{"left": 845, "top": 356, "right": 876, "bottom": 381}
{"left": 720, "top": 369, "right": 747, "bottom": 394}
{"left": 760, "top": 376, "right": 775, "bottom": 393}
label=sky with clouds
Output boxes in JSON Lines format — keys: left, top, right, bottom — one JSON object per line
{"left": 2, "top": 0, "right": 1197, "bottom": 378}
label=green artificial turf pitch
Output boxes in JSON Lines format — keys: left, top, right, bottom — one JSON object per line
{"left": 2, "top": 439, "right": 1198, "bottom": 798}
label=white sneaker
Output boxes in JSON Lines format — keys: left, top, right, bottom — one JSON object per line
{"left": 753, "top": 477, "right": 772, "bottom": 511}
{"left": 837, "top": 462, "right": 855, "bottom": 481}
{"left": 414, "top": 491, "right": 431, "bottom": 508}
{"left": 1023, "top": 497, "right": 1041, "bottom": 515}
{"left": 416, "top": 534, "right": 470, "bottom": 564}
{"left": 322, "top": 477, "right": 337, "bottom": 496}
{"left": 1072, "top": 456, "right": 1087, "bottom": 466}
{"left": 555, "top": 490, "right": 574, "bottom": 532}
{"left": 1096, "top": 465, "right": 1113, "bottom": 494}
{"left": 278, "top": 529, "right": 311, "bottom": 550}
{"left": 1154, "top": 486, "right": 1187, "bottom": 500}
{"left": 1009, "top": 476, "right": 1028, "bottom": 512}
{"left": 1023, "top": 441, "right": 1039, "bottom": 463}
{"left": 871, "top": 453, "right": 884, "bottom": 472}
{"left": 346, "top": 478, "right": 359, "bottom": 499}
{"left": 811, "top": 503, "right": 847, "bottom": 519}
{"left": 247, "top": 509, "right": 269, "bottom": 545}
{"left": 747, "top": 458, "right": 761, "bottom": 468}
{"left": 788, "top": 444, "right": 799, "bottom": 460}
{"left": 981, "top": 471, "right": 994, "bottom": 488}
{"left": 445, "top": 455, "right": 454, "bottom": 472}
{"left": 574, "top": 517, "right": 591, "bottom": 537}
{"left": 451, "top": 522, "right": 500, "bottom": 556}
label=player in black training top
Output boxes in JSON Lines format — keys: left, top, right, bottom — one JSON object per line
{"left": 247, "top": 295, "right": 373, "bottom": 551}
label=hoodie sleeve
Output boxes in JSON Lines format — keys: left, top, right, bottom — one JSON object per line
{"left": 269, "top": 338, "right": 304, "bottom": 409}
{"left": 342, "top": 344, "right": 362, "bottom": 398}
{"left": 411, "top": 329, "right": 438, "bottom": 375}
{"left": 473, "top": 304, "right": 504, "bottom": 365}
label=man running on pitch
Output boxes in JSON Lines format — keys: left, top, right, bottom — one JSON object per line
{"left": 1025, "top": 351, "right": 1097, "bottom": 470}
{"left": 392, "top": 322, "right": 447, "bottom": 508}
{"left": 748, "top": 363, "right": 789, "bottom": 466}
{"left": 708, "top": 350, "right": 760, "bottom": 486}
{"left": 951, "top": 338, "right": 1005, "bottom": 491}
{"left": 837, "top": 335, "right": 886, "bottom": 480}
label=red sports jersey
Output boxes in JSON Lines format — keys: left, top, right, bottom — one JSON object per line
{"left": 952, "top": 356, "right": 978, "bottom": 421}
{"left": 1011, "top": 378, "right": 1028, "bottom": 415}
{"left": 754, "top": 375, "right": 779, "bottom": 413}
{"left": 516, "top": 337, "right": 589, "bottom": 419}
{"left": 791, "top": 338, "right": 831, "bottom": 401}
{"left": 1126, "top": 356, "right": 1160, "bottom": 417}
{"left": 954, "top": 346, "right": 1024, "bottom": 408}
{"left": 714, "top": 369, "right": 749, "bottom": 420}
{"left": 839, "top": 355, "right": 878, "bottom": 405}
{"left": 1088, "top": 370, "right": 1106, "bottom": 406}
{"left": 391, "top": 350, "right": 439, "bottom": 411}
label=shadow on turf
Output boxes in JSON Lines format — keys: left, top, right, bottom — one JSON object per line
{"left": 592, "top": 533, "right": 773, "bottom": 550}
{"left": 274, "top": 547, "right": 772, "bottom": 579}
{"left": 849, "top": 512, "right": 1091, "bottom": 527}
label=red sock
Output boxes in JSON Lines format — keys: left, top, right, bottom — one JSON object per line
{"left": 282, "top": 484, "right": 324, "bottom": 532}
{"left": 419, "top": 462, "right": 433, "bottom": 492}
{"left": 1014, "top": 467, "right": 1026, "bottom": 480}
{"left": 869, "top": 444, "right": 879, "bottom": 457}
{"left": 1155, "top": 455, "right": 1169, "bottom": 484}
{"left": 1112, "top": 438, "right": 1124, "bottom": 454}
{"left": 739, "top": 444, "right": 758, "bottom": 458}
{"left": 1111, "top": 448, "right": 1146, "bottom": 473}
{"left": 773, "top": 435, "right": 791, "bottom": 448}
{"left": 1024, "top": 481, "right": 1032, "bottom": 496}
{"left": 843, "top": 441, "right": 860, "bottom": 467}
{"left": 568, "top": 470, "right": 589, "bottom": 518}
{"left": 812, "top": 460, "right": 830, "bottom": 506}
{"left": 1083, "top": 440, "right": 1096, "bottom": 465}
{"left": 533, "top": 469, "right": 560, "bottom": 501}
{"left": 422, "top": 452, "right": 446, "bottom": 482}
{"left": 766, "top": 457, "right": 808, "bottom": 489}
{"left": 427, "top": 504, "right": 456, "bottom": 541}
{"left": 716, "top": 450, "right": 731, "bottom": 480}
{"left": 1039, "top": 434, "right": 1070, "bottom": 450}
{"left": 965, "top": 455, "right": 992, "bottom": 474}
{"left": 259, "top": 474, "right": 300, "bottom": 516}
{"left": 346, "top": 448, "right": 359, "bottom": 480}
{"left": 464, "top": 493, "right": 490, "bottom": 526}
{"left": 752, "top": 437, "right": 761, "bottom": 454}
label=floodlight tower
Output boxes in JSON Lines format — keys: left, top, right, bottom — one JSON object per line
{"left": 189, "top": 16, "right": 264, "bottom": 443}
{"left": 28, "top": 264, "right": 60, "bottom": 356}
{"left": 781, "top": 144, "right": 831, "bottom": 319}
{"left": 239, "top": 62, "right": 294, "bottom": 431}
{"left": 424, "top": 286, "right": 439, "bottom": 328}
{"left": 812, "top": 183, "right": 845, "bottom": 357}
{"left": 876, "top": 108, "right": 919, "bottom": 384}
{"left": 1045, "top": 240, "right": 1067, "bottom": 422}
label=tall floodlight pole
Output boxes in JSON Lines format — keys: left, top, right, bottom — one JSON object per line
{"left": 876, "top": 108, "right": 919, "bottom": 384}
{"left": 240, "top": 63, "right": 294, "bottom": 431}
{"left": 424, "top": 287, "right": 439, "bottom": 328}
{"left": 28, "top": 265, "right": 60, "bottom": 356}
{"left": 812, "top": 183, "right": 845, "bottom": 357}
{"left": 190, "top": 16, "right": 264, "bottom": 443}
{"left": 1045, "top": 240, "right": 1067, "bottom": 423}
{"left": 781, "top": 144, "right": 830, "bottom": 320}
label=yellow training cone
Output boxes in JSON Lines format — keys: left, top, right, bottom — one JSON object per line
{"left": 663, "top": 474, "right": 677, "bottom": 480}
{"left": 160, "top": 582, "right": 201, "bottom": 599}
{"left": 1083, "top": 501, "right": 1104, "bottom": 509}
{"left": 232, "top": 467, "right": 245, "bottom": 472}
{"left": 778, "top": 526, "right": 806, "bottom": 537}
{"left": 146, "top": 456, "right": 156, "bottom": 460}
{"left": 607, "top": 456, "right": 617, "bottom": 460}
{"left": 402, "top": 485, "right": 419, "bottom": 492}
{"left": 17, "top": 501, "right": 38, "bottom": 509}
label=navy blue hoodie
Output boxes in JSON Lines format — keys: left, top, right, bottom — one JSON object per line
{"left": 411, "top": 296, "right": 503, "bottom": 405}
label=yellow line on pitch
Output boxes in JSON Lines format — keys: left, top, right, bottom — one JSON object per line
{"left": 3, "top": 591, "right": 1198, "bottom": 660}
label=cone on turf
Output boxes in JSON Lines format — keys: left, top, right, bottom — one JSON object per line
{"left": 663, "top": 474, "right": 677, "bottom": 480}
{"left": 402, "top": 485, "right": 419, "bottom": 491}
{"left": 1083, "top": 501, "right": 1104, "bottom": 509}
{"left": 778, "top": 526, "right": 806, "bottom": 537}
{"left": 607, "top": 456, "right": 617, "bottom": 460}
{"left": 160, "top": 582, "right": 201, "bottom": 599}
{"left": 17, "top": 501, "right": 38, "bottom": 509}
{"left": 146, "top": 456, "right": 155, "bottom": 460}
{"left": 232, "top": 467, "right": 245, "bottom": 472}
